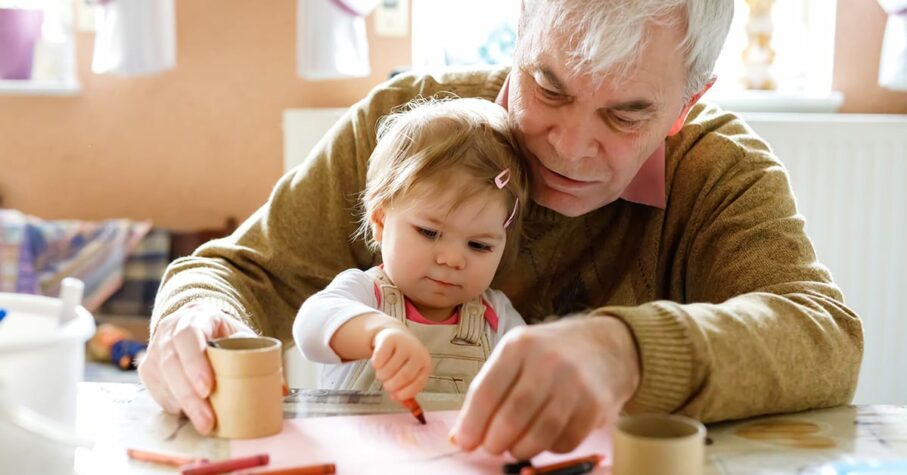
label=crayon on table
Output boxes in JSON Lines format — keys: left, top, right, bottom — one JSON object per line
{"left": 502, "top": 460, "right": 533, "bottom": 474}
{"left": 127, "top": 448, "right": 207, "bottom": 467}
{"left": 240, "top": 463, "right": 336, "bottom": 475}
{"left": 401, "top": 398, "right": 426, "bottom": 424}
{"left": 536, "top": 461, "right": 597, "bottom": 475}
{"left": 520, "top": 454, "right": 604, "bottom": 475}
{"left": 181, "top": 454, "right": 270, "bottom": 475}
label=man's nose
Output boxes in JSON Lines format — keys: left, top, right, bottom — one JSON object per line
{"left": 548, "top": 119, "right": 598, "bottom": 162}
{"left": 435, "top": 244, "right": 465, "bottom": 269}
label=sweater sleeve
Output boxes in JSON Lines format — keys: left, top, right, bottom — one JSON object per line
{"left": 606, "top": 112, "right": 863, "bottom": 423}
{"left": 292, "top": 268, "right": 380, "bottom": 364}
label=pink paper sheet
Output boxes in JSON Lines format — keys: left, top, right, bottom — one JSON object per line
{"left": 231, "top": 410, "right": 613, "bottom": 473}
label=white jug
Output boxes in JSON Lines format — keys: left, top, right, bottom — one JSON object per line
{"left": 0, "top": 279, "right": 96, "bottom": 475}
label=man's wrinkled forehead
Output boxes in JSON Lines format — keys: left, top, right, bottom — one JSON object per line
{"left": 517, "top": 19, "right": 637, "bottom": 88}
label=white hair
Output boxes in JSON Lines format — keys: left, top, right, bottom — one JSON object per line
{"left": 516, "top": 0, "right": 734, "bottom": 98}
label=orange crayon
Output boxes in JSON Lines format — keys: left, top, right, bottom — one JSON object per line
{"left": 401, "top": 398, "right": 426, "bottom": 424}
{"left": 241, "top": 463, "right": 336, "bottom": 475}
{"left": 127, "top": 448, "right": 207, "bottom": 467}
{"left": 520, "top": 454, "right": 605, "bottom": 475}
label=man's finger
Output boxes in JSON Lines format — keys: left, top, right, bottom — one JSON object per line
{"left": 160, "top": 348, "right": 214, "bottom": 434}
{"left": 451, "top": 339, "right": 523, "bottom": 451}
{"left": 172, "top": 326, "right": 214, "bottom": 398}
{"left": 480, "top": 369, "right": 552, "bottom": 455}
{"left": 137, "top": 355, "right": 181, "bottom": 414}
{"left": 549, "top": 393, "right": 602, "bottom": 454}
{"left": 507, "top": 384, "right": 582, "bottom": 459}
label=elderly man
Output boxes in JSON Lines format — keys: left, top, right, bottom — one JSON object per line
{"left": 139, "top": 0, "right": 862, "bottom": 459}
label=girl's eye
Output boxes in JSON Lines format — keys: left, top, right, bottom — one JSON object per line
{"left": 468, "top": 241, "right": 493, "bottom": 252}
{"left": 416, "top": 227, "right": 438, "bottom": 239}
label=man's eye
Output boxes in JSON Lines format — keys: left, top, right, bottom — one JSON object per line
{"left": 468, "top": 241, "right": 493, "bottom": 252}
{"left": 537, "top": 84, "right": 565, "bottom": 101}
{"left": 611, "top": 114, "right": 644, "bottom": 130}
{"left": 416, "top": 227, "right": 438, "bottom": 239}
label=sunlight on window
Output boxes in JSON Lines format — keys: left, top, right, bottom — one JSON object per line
{"left": 711, "top": 0, "right": 837, "bottom": 95}
{"left": 411, "top": 0, "right": 838, "bottom": 110}
{"left": 411, "top": 0, "right": 520, "bottom": 69}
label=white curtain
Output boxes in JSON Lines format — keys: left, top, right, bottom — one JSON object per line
{"left": 297, "top": 0, "right": 380, "bottom": 80}
{"left": 91, "top": 0, "right": 176, "bottom": 76}
{"left": 878, "top": 0, "right": 907, "bottom": 90}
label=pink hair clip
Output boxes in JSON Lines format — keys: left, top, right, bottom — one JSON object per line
{"left": 504, "top": 198, "right": 519, "bottom": 229}
{"left": 494, "top": 169, "right": 511, "bottom": 189}
{"left": 495, "top": 169, "right": 518, "bottom": 228}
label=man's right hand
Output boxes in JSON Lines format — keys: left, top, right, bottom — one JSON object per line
{"left": 138, "top": 302, "right": 255, "bottom": 434}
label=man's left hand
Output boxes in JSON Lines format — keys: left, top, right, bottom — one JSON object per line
{"left": 449, "top": 316, "right": 640, "bottom": 459}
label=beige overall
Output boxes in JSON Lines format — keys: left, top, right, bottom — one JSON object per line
{"left": 339, "top": 267, "right": 493, "bottom": 394}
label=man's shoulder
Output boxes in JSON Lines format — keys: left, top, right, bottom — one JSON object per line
{"left": 669, "top": 103, "right": 782, "bottom": 186}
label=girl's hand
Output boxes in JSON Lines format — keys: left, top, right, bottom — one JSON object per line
{"left": 371, "top": 327, "right": 432, "bottom": 401}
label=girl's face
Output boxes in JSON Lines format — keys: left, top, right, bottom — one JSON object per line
{"left": 372, "top": 179, "right": 509, "bottom": 322}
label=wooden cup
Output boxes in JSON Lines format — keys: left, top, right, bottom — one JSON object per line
{"left": 612, "top": 413, "right": 706, "bottom": 475}
{"left": 206, "top": 336, "right": 284, "bottom": 439}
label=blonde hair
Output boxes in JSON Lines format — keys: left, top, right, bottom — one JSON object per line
{"left": 357, "top": 97, "right": 528, "bottom": 268}
{"left": 517, "top": 0, "right": 734, "bottom": 98}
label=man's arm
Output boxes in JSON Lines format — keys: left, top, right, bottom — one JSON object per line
{"left": 611, "top": 125, "right": 863, "bottom": 422}
{"left": 452, "top": 110, "right": 863, "bottom": 457}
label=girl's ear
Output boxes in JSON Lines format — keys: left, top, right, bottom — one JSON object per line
{"left": 370, "top": 208, "right": 386, "bottom": 244}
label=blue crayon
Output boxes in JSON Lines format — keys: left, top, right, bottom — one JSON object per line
{"left": 0, "top": 308, "right": 7, "bottom": 322}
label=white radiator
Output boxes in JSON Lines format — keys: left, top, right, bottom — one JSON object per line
{"left": 284, "top": 110, "right": 907, "bottom": 402}
{"left": 744, "top": 113, "right": 907, "bottom": 405}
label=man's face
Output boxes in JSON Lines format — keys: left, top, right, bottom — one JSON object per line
{"left": 509, "top": 22, "right": 689, "bottom": 216}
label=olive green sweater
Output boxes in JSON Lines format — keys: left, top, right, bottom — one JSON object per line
{"left": 152, "top": 68, "right": 863, "bottom": 423}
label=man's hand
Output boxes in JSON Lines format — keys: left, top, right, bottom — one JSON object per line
{"left": 138, "top": 302, "right": 255, "bottom": 435}
{"left": 371, "top": 327, "right": 432, "bottom": 401}
{"left": 449, "top": 316, "right": 640, "bottom": 459}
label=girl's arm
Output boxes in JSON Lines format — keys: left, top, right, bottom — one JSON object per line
{"left": 329, "top": 312, "right": 405, "bottom": 360}
{"left": 293, "top": 269, "right": 385, "bottom": 364}
{"left": 330, "top": 308, "right": 432, "bottom": 400}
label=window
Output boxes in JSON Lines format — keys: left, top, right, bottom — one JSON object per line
{"left": 705, "top": 0, "right": 840, "bottom": 111}
{"left": 411, "top": 0, "right": 519, "bottom": 70}
{"left": 0, "top": 0, "right": 79, "bottom": 95}
{"left": 411, "top": 0, "right": 839, "bottom": 112}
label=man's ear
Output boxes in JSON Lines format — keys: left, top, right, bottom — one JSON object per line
{"left": 668, "top": 76, "right": 716, "bottom": 136}
{"left": 370, "top": 208, "right": 386, "bottom": 244}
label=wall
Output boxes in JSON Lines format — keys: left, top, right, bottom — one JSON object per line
{"left": 834, "top": 0, "right": 907, "bottom": 113}
{"left": 0, "top": 0, "right": 904, "bottom": 229}
{"left": 0, "top": 0, "right": 410, "bottom": 230}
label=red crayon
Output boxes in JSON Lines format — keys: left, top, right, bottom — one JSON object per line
{"left": 181, "top": 454, "right": 270, "bottom": 475}
{"left": 401, "top": 398, "right": 426, "bottom": 424}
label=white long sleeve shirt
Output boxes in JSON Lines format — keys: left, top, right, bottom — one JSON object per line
{"left": 292, "top": 267, "right": 526, "bottom": 388}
